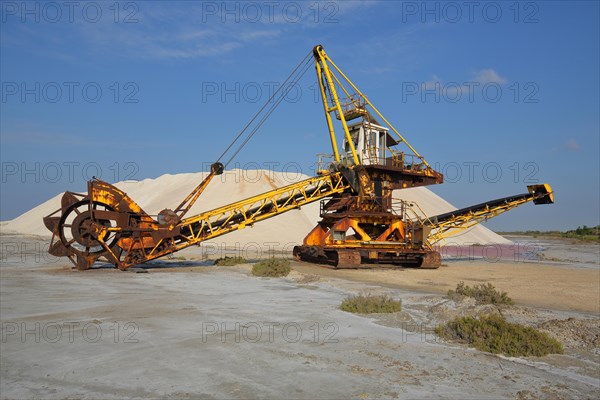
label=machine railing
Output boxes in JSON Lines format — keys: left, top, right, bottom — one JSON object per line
{"left": 334, "top": 94, "right": 367, "bottom": 121}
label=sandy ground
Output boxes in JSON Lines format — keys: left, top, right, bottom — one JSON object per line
{"left": 1, "top": 235, "right": 599, "bottom": 399}
{"left": 293, "top": 261, "right": 600, "bottom": 315}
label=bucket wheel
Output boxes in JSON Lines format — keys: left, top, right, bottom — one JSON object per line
{"left": 56, "top": 199, "right": 120, "bottom": 270}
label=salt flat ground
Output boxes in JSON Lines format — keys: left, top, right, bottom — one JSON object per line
{"left": 1, "top": 235, "right": 599, "bottom": 399}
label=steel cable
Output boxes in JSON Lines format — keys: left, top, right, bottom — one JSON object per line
{"left": 216, "top": 51, "right": 313, "bottom": 165}
{"left": 223, "top": 56, "right": 314, "bottom": 168}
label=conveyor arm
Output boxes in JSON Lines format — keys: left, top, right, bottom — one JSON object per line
{"left": 424, "top": 184, "right": 553, "bottom": 244}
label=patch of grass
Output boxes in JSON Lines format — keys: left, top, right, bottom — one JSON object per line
{"left": 251, "top": 258, "right": 291, "bottom": 277}
{"left": 437, "top": 315, "right": 563, "bottom": 357}
{"left": 214, "top": 256, "right": 247, "bottom": 266}
{"left": 448, "top": 282, "right": 513, "bottom": 305}
{"left": 173, "top": 256, "right": 186, "bottom": 261}
{"left": 340, "top": 294, "right": 402, "bottom": 314}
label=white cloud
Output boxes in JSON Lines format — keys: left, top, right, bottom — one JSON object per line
{"left": 242, "top": 30, "right": 281, "bottom": 41}
{"left": 421, "top": 75, "right": 442, "bottom": 90}
{"left": 418, "top": 69, "right": 508, "bottom": 98}
{"left": 79, "top": 18, "right": 278, "bottom": 60}
{"left": 472, "top": 69, "right": 508, "bottom": 84}
{"left": 3, "top": 3, "right": 284, "bottom": 61}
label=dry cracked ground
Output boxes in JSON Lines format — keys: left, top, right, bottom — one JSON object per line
{"left": 1, "top": 235, "right": 599, "bottom": 399}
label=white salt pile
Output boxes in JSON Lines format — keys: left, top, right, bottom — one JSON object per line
{"left": 0, "top": 170, "right": 510, "bottom": 248}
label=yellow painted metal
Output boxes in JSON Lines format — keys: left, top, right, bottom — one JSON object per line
{"left": 530, "top": 183, "right": 554, "bottom": 203}
{"left": 175, "top": 172, "right": 350, "bottom": 247}
{"left": 315, "top": 62, "right": 341, "bottom": 162}
{"left": 174, "top": 165, "right": 218, "bottom": 219}
{"left": 426, "top": 188, "right": 553, "bottom": 245}
{"left": 325, "top": 56, "right": 430, "bottom": 168}
{"left": 303, "top": 214, "right": 409, "bottom": 249}
{"left": 427, "top": 201, "right": 528, "bottom": 244}
{"left": 90, "top": 181, "right": 144, "bottom": 214}
{"left": 544, "top": 184, "right": 554, "bottom": 203}
{"left": 313, "top": 46, "right": 360, "bottom": 165}
{"left": 93, "top": 172, "right": 351, "bottom": 268}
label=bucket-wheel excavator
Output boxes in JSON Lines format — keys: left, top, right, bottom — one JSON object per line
{"left": 43, "top": 45, "right": 554, "bottom": 270}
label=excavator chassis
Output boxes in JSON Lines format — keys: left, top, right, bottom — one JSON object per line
{"left": 292, "top": 245, "right": 440, "bottom": 269}
{"left": 291, "top": 194, "right": 442, "bottom": 269}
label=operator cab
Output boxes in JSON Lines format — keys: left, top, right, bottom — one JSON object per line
{"left": 342, "top": 120, "right": 398, "bottom": 166}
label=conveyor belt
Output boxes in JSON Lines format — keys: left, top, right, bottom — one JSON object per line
{"left": 424, "top": 184, "right": 553, "bottom": 244}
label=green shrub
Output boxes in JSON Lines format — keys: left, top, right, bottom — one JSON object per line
{"left": 251, "top": 258, "right": 291, "bottom": 277}
{"left": 214, "top": 256, "right": 248, "bottom": 266}
{"left": 437, "top": 315, "right": 563, "bottom": 357}
{"left": 448, "top": 282, "right": 514, "bottom": 305}
{"left": 340, "top": 294, "right": 402, "bottom": 314}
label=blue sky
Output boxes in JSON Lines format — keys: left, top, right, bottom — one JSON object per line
{"left": 1, "top": 0, "right": 598, "bottom": 231}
